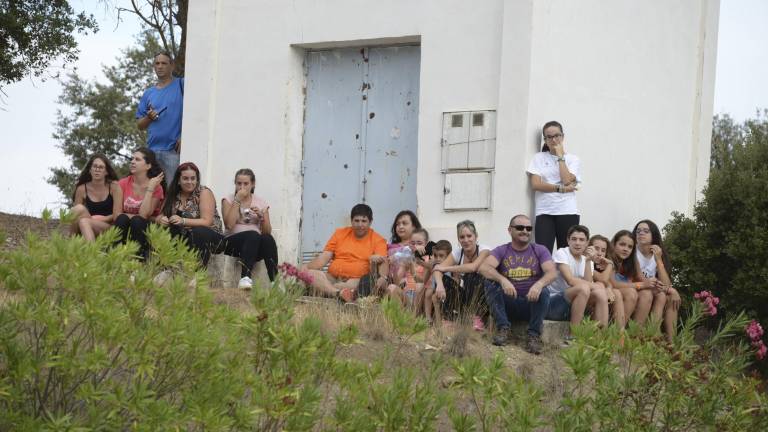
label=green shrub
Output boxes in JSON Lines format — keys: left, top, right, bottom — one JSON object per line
{"left": 1, "top": 222, "right": 766, "bottom": 430}
{"left": 665, "top": 112, "right": 768, "bottom": 324}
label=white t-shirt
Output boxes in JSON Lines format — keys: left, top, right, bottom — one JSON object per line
{"left": 548, "top": 247, "right": 586, "bottom": 294}
{"left": 451, "top": 243, "right": 491, "bottom": 265}
{"left": 636, "top": 249, "right": 657, "bottom": 279}
{"left": 526, "top": 152, "right": 581, "bottom": 215}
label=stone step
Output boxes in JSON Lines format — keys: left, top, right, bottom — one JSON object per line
{"left": 510, "top": 320, "right": 570, "bottom": 345}
{"left": 207, "top": 253, "right": 270, "bottom": 289}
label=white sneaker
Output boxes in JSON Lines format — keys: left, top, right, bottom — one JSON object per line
{"left": 238, "top": 276, "right": 253, "bottom": 290}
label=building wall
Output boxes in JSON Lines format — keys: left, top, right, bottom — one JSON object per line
{"left": 182, "top": 0, "right": 719, "bottom": 261}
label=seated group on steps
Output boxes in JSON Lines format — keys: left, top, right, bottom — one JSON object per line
{"left": 69, "top": 120, "right": 681, "bottom": 355}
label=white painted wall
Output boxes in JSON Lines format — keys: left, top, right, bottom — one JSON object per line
{"left": 182, "top": 0, "right": 718, "bottom": 261}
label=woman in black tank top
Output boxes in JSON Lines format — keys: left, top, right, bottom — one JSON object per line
{"left": 70, "top": 154, "right": 123, "bottom": 242}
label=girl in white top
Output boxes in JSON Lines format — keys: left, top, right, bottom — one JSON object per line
{"left": 633, "top": 219, "right": 681, "bottom": 341}
{"left": 527, "top": 120, "right": 582, "bottom": 252}
{"left": 432, "top": 220, "right": 492, "bottom": 330}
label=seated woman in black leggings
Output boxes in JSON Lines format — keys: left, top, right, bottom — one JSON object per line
{"left": 114, "top": 148, "right": 165, "bottom": 260}
{"left": 220, "top": 168, "right": 278, "bottom": 289}
{"left": 156, "top": 161, "right": 223, "bottom": 266}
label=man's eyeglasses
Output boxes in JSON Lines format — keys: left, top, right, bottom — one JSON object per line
{"left": 511, "top": 225, "right": 533, "bottom": 232}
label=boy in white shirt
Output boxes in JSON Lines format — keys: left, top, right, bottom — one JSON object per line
{"left": 546, "top": 225, "right": 610, "bottom": 331}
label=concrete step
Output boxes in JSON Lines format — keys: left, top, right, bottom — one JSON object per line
{"left": 510, "top": 320, "right": 570, "bottom": 345}
{"left": 207, "top": 253, "right": 270, "bottom": 289}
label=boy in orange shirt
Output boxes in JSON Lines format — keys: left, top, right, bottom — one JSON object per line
{"left": 302, "top": 204, "right": 388, "bottom": 301}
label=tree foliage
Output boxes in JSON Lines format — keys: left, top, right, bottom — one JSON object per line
{"left": 47, "top": 32, "right": 161, "bottom": 203}
{"left": 0, "top": 0, "right": 98, "bottom": 88}
{"left": 665, "top": 111, "right": 768, "bottom": 324}
{"left": 114, "top": 0, "right": 187, "bottom": 75}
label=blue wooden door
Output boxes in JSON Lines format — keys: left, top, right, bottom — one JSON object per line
{"left": 301, "top": 47, "right": 420, "bottom": 260}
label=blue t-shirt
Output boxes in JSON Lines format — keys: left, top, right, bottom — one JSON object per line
{"left": 490, "top": 242, "right": 552, "bottom": 296}
{"left": 136, "top": 77, "right": 184, "bottom": 152}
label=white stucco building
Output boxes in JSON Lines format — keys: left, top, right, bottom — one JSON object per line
{"left": 181, "top": 0, "right": 719, "bottom": 262}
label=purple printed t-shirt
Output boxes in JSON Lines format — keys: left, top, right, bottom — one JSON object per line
{"left": 490, "top": 242, "right": 552, "bottom": 296}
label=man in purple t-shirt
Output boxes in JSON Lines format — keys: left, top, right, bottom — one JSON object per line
{"left": 480, "top": 214, "right": 558, "bottom": 353}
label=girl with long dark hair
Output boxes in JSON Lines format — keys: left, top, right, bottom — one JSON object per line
{"left": 114, "top": 148, "right": 165, "bottom": 259}
{"left": 157, "top": 162, "right": 223, "bottom": 265}
{"left": 70, "top": 153, "right": 122, "bottom": 241}
{"left": 633, "top": 219, "right": 681, "bottom": 340}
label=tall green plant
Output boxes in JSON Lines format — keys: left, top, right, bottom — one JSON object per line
{"left": 665, "top": 111, "right": 768, "bottom": 324}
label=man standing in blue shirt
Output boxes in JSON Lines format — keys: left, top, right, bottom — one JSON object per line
{"left": 136, "top": 52, "right": 184, "bottom": 185}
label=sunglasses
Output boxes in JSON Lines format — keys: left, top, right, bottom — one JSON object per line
{"left": 511, "top": 225, "right": 533, "bottom": 232}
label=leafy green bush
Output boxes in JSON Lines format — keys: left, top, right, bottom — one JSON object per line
{"left": 664, "top": 112, "right": 768, "bottom": 323}
{"left": 1, "top": 222, "right": 766, "bottom": 430}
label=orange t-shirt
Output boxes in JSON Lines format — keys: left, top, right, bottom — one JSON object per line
{"left": 325, "top": 227, "right": 387, "bottom": 279}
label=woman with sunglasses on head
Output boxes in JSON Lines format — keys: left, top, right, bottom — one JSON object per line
{"left": 156, "top": 162, "right": 223, "bottom": 266}
{"left": 431, "top": 220, "right": 492, "bottom": 330}
{"left": 220, "top": 168, "right": 278, "bottom": 289}
{"left": 114, "top": 148, "right": 165, "bottom": 260}
{"left": 70, "top": 153, "right": 123, "bottom": 241}
{"left": 633, "top": 220, "right": 681, "bottom": 340}
{"left": 527, "top": 120, "right": 581, "bottom": 252}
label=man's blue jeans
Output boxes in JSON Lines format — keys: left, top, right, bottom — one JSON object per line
{"left": 154, "top": 149, "right": 180, "bottom": 187}
{"left": 484, "top": 279, "right": 550, "bottom": 337}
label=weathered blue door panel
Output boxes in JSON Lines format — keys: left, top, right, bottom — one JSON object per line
{"left": 363, "top": 46, "right": 420, "bottom": 239}
{"left": 301, "top": 47, "right": 420, "bottom": 259}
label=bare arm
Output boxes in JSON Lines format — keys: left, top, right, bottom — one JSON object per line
{"left": 73, "top": 185, "right": 86, "bottom": 206}
{"left": 260, "top": 208, "right": 272, "bottom": 236}
{"left": 530, "top": 260, "right": 558, "bottom": 294}
{"left": 437, "top": 250, "right": 491, "bottom": 275}
{"left": 107, "top": 183, "right": 123, "bottom": 223}
{"left": 305, "top": 251, "right": 333, "bottom": 271}
{"left": 221, "top": 198, "right": 239, "bottom": 230}
{"left": 557, "top": 159, "right": 577, "bottom": 185}
{"left": 529, "top": 174, "right": 577, "bottom": 193}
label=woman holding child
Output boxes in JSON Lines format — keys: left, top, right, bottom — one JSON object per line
{"left": 114, "top": 148, "right": 165, "bottom": 259}
{"left": 430, "top": 220, "right": 491, "bottom": 330}
{"left": 527, "top": 120, "right": 581, "bottom": 252}
{"left": 384, "top": 210, "right": 425, "bottom": 304}
{"left": 220, "top": 168, "right": 279, "bottom": 289}
{"left": 157, "top": 162, "right": 223, "bottom": 266}
{"left": 70, "top": 154, "right": 122, "bottom": 241}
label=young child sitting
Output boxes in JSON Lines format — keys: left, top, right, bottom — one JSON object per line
{"left": 424, "top": 240, "right": 455, "bottom": 324}
{"left": 546, "top": 225, "right": 610, "bottom": 338}
{"left": 388, "top": 228, "right": 433, "bottom": 310}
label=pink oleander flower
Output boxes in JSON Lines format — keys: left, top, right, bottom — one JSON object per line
{"left": 747, "top": 320, "right": 764, "bottom": 341}
{"left": 757, "top": 343, "right": 767, "bottom": 361}
{"left": 278, "top": 262, "right": 312, "bottom": 287}
{"left": 695, "top": 291, "right": 720, "bottom": 316}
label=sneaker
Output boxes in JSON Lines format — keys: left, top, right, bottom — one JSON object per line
{"left": 526, "top": 335, "right": 543, "bottom": 355}
{"left": 492, "top": 327, "right": 511, "bottom": 346}
{"left": 238, "top": 276, "right": 253, "bottom": 290}
{"left": 473, "top": 315, "right": 486, "bottom": 332}
{"left": 338, "top": 287, "right": 356, "bottom": 303}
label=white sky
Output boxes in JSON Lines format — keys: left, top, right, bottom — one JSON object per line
{"left": 0, "top": 0, "right": 766, "bottom": 216}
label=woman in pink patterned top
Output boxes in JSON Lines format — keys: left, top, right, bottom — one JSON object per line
{"left": 114, "top": 148, "right": 165, "bottom": 260}
{"left": 220, "top": 168, "right": 279, "bottom": 289}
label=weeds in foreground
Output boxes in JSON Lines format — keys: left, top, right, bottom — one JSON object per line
{"left": 0, "top": 220, "right": 766, "bottom": 430}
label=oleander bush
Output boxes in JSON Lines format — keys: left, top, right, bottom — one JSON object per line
{"left": 1, "top": 221, "right": 766, "bottom": 430}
